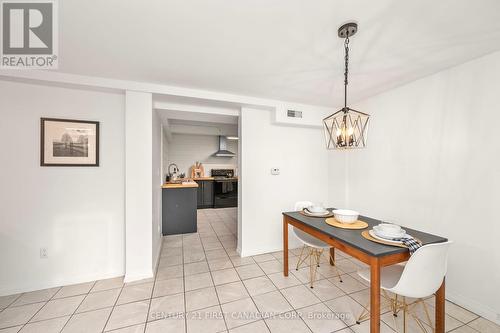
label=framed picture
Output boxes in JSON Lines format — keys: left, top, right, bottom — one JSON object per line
{"left": 40, "top": 118, "right": 99, "bottom": 167}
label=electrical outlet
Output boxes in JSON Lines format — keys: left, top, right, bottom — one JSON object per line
{"left": 40, "top": 248, "right": 48, "bottom": 259}
{"left": 271, "top": 168, "right": 280, "bottom": 175}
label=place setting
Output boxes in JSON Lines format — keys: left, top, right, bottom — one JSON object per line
{"left": 362, "top": 223, "right": 422, "bottom": 253}
{"left": 299, "top": 203, "right": 334, "bottom": 217}
{"left": 300, "top": 204, "right": 369, "bottom": 229}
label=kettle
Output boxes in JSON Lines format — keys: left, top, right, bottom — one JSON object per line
{"left": 168, "top": 163, "right": 179, "bottom": 181}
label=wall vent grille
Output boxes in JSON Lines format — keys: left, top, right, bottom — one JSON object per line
{"left": 287, "top": 110, "right": 303, "bottom": 118}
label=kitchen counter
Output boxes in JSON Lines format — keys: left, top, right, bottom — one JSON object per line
{"left": 162, "top": 177, "right": 239, "bottom": 189}
{"left": 162, "top": 182, "right": 198, "bottom": 189}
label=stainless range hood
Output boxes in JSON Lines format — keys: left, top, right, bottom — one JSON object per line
{"left": 213, "top": 136, "right": 236, "bottom": 157}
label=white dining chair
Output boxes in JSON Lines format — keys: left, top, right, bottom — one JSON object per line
{"left": 356, "top": 241, "right": 452, "bottom": 333}
{"left": 292, "top": 201, "right": 342, "bottom": 288}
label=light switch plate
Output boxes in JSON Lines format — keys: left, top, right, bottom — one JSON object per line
{"left": 271, "top": 168, "right": 280, "bottom": 175}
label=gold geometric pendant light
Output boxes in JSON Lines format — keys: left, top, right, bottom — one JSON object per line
{"left": 323, "top": 22, "right": 370, "bottom": 149}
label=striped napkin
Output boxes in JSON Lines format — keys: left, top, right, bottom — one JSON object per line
{"left": 396, "top": 236, "right": 422, "bottom": 255}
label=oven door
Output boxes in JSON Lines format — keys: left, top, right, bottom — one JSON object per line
{"left": 213, "top": 180, "right": 238, "bottom": 208}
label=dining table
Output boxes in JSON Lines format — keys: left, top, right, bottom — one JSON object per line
{"left": 282, "top": 209, "right": 448, "bottom": 333}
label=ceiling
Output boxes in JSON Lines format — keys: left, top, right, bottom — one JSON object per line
{"left": 58, "top": 0, "right": 500, "bottom": 106}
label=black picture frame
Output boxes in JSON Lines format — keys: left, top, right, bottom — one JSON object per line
{"left": 40, "top": 118, "right": 100, "bottom": 167}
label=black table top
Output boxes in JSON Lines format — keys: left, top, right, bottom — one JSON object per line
{"left": 283, "top": 209, "right": 448, "bottom": 257}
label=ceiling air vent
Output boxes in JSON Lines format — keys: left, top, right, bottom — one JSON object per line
{"left": 287, "top": 110, "right": 303, "bottom": 118}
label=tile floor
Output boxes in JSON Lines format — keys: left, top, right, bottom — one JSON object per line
{"left": 0, "top": 208, "right": 499, "bottom": 333}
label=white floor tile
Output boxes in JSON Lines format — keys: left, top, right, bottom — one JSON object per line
{"left": 212, "top": 268, "right": 240, "bottom": 286}
{"left": 145, "top": 316, "right": 185, "bottom": 333}
{"left": 465, "top": 317, "right": 500, "bottom": 333}
{"left": 152, "top": 278, "right": 183, "bottom": 297}
{"left": 252, "top": 291, "right": 293, "bottom": 318}
{"left": 243, "top": 276, "right": 277, "bottom": 297}
{"left": 116, "top": 283, "right": 153, "bottom": 305}
{"left": 184, "top": 272, "right": 214, "bottom": 291}
{"left": 148, "top": 293, "right": 184, "bottom": 320}
{"left": 91, "top": 277, "right": 124, "bottom": 293}
{"left": 297, "top": 302, "right": 346, "bottom": 333}
{"left": 280, "top": 285, "right": 321, "bottom": 310}
{"left": 185, "top": 287, "right": 219, "bottom": 312}
{"left": 236, "top": 264, "right": 265, "bottom": 280}
{"left": 31, "top": 295, "right": 85, "bottom": 322}
{"left": 76, "top": 288, "right": 120, "bottom": 313}
{"left": 11, "top": 288, "right": 60, "bottom": 307}
{"left": 228, "top": 320, "right": 270, "bottom": 333}
{"left": 221, "top": 297, "right": 259, "bottom": 329}
{"left": 19, "top": 316, "right": 69, "bottom": 333}
{"left": 186, "top": 305, "right": 226, "bottom": 333}
{"left": 264, "top": 311, "right": 311, "bottom": 333}
{"left": 0, "top": 303, "right": 45, "bottom": 329}
{"left": 105, "top": 300, "right": 150, "bottom": 331}
{"left": 216, "top": 281, "right": 250, "bottom": 304}
{"left": 54, "top": 282, "right": 94, "bottom": 299}
{"left": 61, "top": 307, "right": 111, "bottom": 333}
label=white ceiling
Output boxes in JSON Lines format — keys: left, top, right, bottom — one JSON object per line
{"left": 59, "top": 0, "right": 500, "bottom": 106}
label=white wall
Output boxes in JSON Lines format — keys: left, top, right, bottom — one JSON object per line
{"left": 166, "top": 134, "right": 238, "bottom": 177}
{"left": 240, "top": 107, "right": 345, "bottom": 256}
{"left": 125, "top": 91, "right": 153, "bottom": 282}
{"left": 0, "top": 80, "right": 125, "bottom": 295}
{"left": 336, "top": 51, "right": 500, "bottom": 323}
{"left": 152, "top": 110, "right": 162, "bottom": 270}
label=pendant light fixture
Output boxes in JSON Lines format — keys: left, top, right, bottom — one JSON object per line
{"left": 323, "top": 22, "right": 370, "bottom": 149}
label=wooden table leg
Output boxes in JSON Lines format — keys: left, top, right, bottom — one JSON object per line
{"left": 329, "top": 247, "right": 335, "bottom": 266}
{"left": 283, "top": 216, "right": 289, "bottom": 277}
{"left": 370, "top": 258, "right": 380, "bottom": 333}
{"left": 435, "top": 278, "right": 445, "bottom": 333}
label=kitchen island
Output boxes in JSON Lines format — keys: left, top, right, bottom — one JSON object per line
{"left": 162, "top": 181, "right": 198, "bottom": 235}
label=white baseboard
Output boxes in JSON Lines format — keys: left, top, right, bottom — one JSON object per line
{"left": 124, "top": 270, "right": 154, "bottom": 283}
{"left": 447, "top": 290, "right": 500, "bottom": 325}
{"left": 0, "top": 270, "right": 125, "bottom": 297}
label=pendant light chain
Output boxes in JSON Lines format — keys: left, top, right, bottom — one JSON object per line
{"left": 343, "top": 35, "right": 350, "bottom": 110}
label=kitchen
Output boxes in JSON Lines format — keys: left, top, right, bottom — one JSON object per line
{"left": 160, "top": 118, "right": 239, "bottom": 236}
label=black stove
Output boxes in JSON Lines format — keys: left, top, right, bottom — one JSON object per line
{"left": 211, "top": 169, "right": 234, "bottom": 179}
{"left": 211, "top": 169, "right": 237, "bottom": 208}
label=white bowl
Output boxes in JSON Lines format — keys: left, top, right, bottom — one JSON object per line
{"left": 377, "top": 223, "right": 402, "bottom": 235}
{"left": 332, "top": 209, "right": 359, "bottom": 224}
{"left": 307, "top": 205, "right": 326, "bottom": 213}
{"left": 373, "top": 226, "right": 406, "bottom": 240}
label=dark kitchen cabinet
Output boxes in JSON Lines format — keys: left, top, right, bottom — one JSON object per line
{"left": 162, "top": 187, "right": 197, "bottom": 235}
{"left": 195, "top": 180, "right": 214, "bottom": 209}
